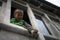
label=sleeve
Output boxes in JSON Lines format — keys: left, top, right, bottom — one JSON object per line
{"left": 23, "top": 20, "right": 31, "bottom": 27}
{"left": 10, "top": 18, "right": 15, "bottom": 24}
{"left": 23, "top": 20, "right": 37, "bottom": 30}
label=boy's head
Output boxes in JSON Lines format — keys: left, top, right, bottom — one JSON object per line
{"left": 14, "top": 9, "right": 24, "bottom": 20}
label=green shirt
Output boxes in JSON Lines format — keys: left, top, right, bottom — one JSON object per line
{"left": 10, "top": 18, "right": 36, "bottom": 30}
{"left": 10, "top": 18, "right": 27, "bottom": 26}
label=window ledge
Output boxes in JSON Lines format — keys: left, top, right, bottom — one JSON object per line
{"left": 0, "top": 23, "right": 35, "bottom": 38}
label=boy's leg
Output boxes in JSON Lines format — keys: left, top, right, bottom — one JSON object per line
{"left": 26, "top": 26, "right": 38, "bottom": 35}
{"left": 24, "top": 24, "right": 38, "bottom": 36}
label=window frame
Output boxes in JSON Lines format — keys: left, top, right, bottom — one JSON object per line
{"left": 34, "top": 13, "right": 52, "bottom": 35}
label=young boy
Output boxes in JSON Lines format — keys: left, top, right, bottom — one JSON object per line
{"left": 10, "top": 9, "right": 38, "bottom": 36}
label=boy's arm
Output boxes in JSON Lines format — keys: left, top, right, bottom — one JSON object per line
{"left": 24, "top": 20, "right": 37, "bottom": 30}
{"left": 10, "top": 18, "right": 15, "bottom": 24}
{"left": 10, "top": 18, "right": 19, "bottom": 25}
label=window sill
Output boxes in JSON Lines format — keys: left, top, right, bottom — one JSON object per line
{"left": 0, "top": 23, "right": 34, "bottom": 37}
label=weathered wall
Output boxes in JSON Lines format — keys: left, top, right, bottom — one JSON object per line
{"left": 0, "top": 30, "right": 36, "bottom": 40}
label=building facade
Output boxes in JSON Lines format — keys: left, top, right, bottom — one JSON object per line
{"left": 0, "top": 0, "right": 60, "bottom": 40}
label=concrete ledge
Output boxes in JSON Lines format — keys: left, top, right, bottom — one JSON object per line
{"left": 0, "top": 23, "right": 35, "bottom": 38}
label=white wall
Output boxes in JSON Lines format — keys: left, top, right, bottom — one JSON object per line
{"left": 46, "top": 0, "right": 60, "bottom": 7}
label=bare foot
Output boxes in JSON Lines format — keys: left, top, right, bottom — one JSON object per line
{"left": 31, "top": 30, "right": 38, "bottom": 36}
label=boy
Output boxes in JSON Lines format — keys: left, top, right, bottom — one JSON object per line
{"left": 10, "top": 9, "right": 38, "bottom": 36}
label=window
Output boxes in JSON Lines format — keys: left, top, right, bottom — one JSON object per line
{"left": 11, "top": 7, "right": 31, "bottom": 24}
{"left": 11, "top": 1, "right": 31, "bottom": 25}
{"left": 35, "top": 14, "right": 50, "bottom": 35}
{"left": 48, "top": 16, "right": 60, "bottom": 31}
{"left": 36, "top": 19, "right": 49, "bottom": 35}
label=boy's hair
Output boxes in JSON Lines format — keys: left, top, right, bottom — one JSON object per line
{"left": 14, "top": 9, "right": 23, "bottom": 16}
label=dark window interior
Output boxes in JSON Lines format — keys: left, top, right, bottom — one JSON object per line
{"left": 23, "top": 0, "right": 40, "bottom": 6}
{"left": 49, "top": 16, "right": 59, "bottom": 22}
{"left": 0, "top": 1, "right": 2, "bottom": 6}
{"left": 40, "top": 4, "right": 54, "bottom": 13}
{"left": 11, "top": 7, "right": 31, "bottom": 25}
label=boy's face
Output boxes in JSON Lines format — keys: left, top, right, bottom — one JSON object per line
{"left": 14, "top": 9, "right": 23, "bottom": 20}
